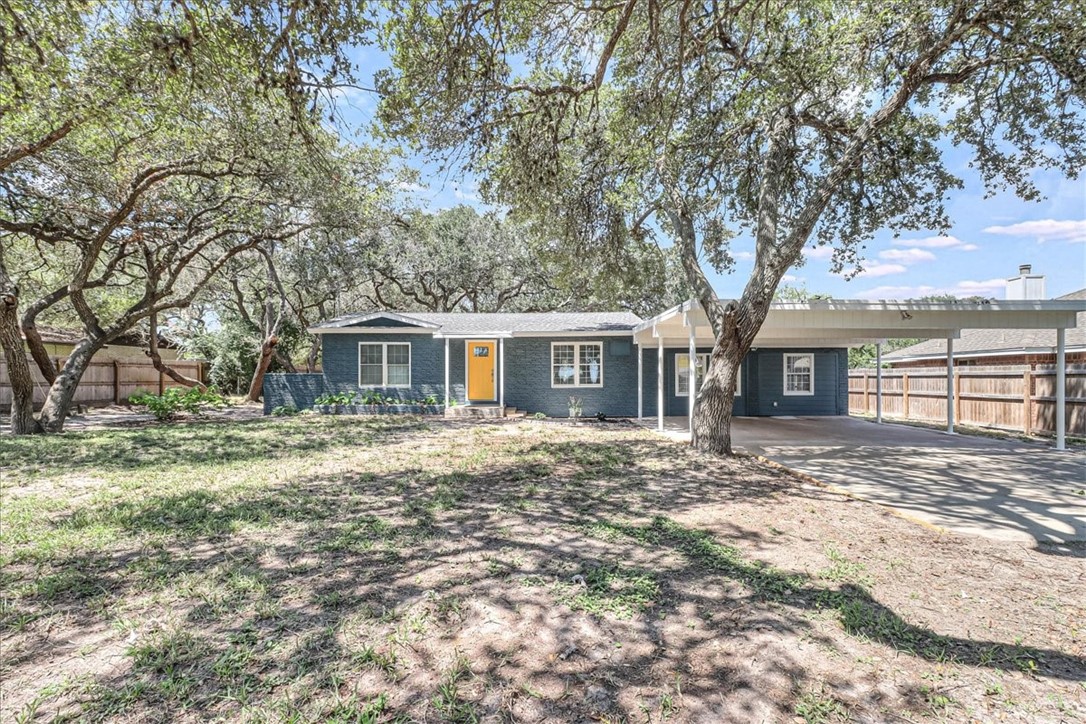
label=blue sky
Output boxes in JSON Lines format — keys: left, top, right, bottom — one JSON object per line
{"left": 333, "top": 48, "right": 1086, "bottom": 302}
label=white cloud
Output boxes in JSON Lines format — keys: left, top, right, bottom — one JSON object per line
{"left": 959, "top": 244, "right": 979, "bottom": 251}
{"left": 891, "top": 235, "right": 972, "bottom": 249}
{"left": 451, "top": 182, "right": 481, "bottom": 203}
{"left": 733, "top": 251, "right": 755, "bottom": 261}
{"left": 878, "top": 248, "right": 937, "bottom": 265}
{"left": 854, "top": 263, "right": 907, "bottom": 278}
{"left": 396, "top": 181, "right": 429, "bottom": 193}
{"left": 855, "top": 277, "right": 1007, "bottom": 300}
{"left": 803, "top": 245, "right": 835, "bottom": 260}
{"left": 982, "top": 219, "right": 1086, "bottom": 243}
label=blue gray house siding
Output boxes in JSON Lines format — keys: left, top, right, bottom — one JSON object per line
{"left": 263, "top": 373, "right": 325, "bottom": 414}
{"left": 502, "top": 337, "right": 639, "bottom": 417}
{"left": 639, "top": 346, "right": 846, "bottom": 417}
{"left": 322, "top": 332, "right": 450, "bottom": 402}
{"left": 743, "top": 348, "right": 848, "bottom": 416}
{"left": 265, "top": 331, "right": 849, "bottom": 417}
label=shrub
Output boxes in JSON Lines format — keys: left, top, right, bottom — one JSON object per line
{"left": 130, "top": 387, "right": 228, "bottom": 421}
{"left": 271, "top": 404, "right": 299, "bottom": 417}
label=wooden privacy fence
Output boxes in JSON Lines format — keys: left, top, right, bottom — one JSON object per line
{"left": 0, "top": 356, "right": 205, "bottom": 411}
{"left": 848, "top": 366, "right": 1086, "bottom": 437}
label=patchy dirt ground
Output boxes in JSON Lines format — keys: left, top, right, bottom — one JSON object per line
{"left": 1, "top": 416, "right": 1083, "bottom": 722}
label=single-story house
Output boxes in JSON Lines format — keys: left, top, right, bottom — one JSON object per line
{"left": 264, "top": 296, "right": 1082, "bottom": 446}
{"left": 21, "top": 326, "right": 182, "bottom": 361}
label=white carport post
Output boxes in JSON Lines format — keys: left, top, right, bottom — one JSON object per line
{"left": 657, "top": 335, "right": 664, "bottom": 432}
{"left": 637, "top": 343, "right": 643, "bottom": 419}
{"left": 946, "top": 336, "right": 955, "bottom": 434}
{"left": 1056, "top": 327, "right": 1066, "bottom": 450}
{"left": 498, "top": 337, "right": 505, "bottom": 410}
{"left": 688, "top": 322, "right": 697, "bottom": 431}
{"left": 444, "top": 338, "right": 450, "bottom": 408}
{"left": 875, "top": 341, "right": 883, "bottom": 424}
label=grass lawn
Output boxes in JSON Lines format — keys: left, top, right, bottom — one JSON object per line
{"left": 1, "top": 416, "right": 1083, "bottom": 722}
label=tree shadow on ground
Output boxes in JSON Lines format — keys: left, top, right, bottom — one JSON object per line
{"left": 3, "top": 421, "right": 1084, "bottom": 721}
{"left": 0, "top": 415, "right": 429, "bottom": 477}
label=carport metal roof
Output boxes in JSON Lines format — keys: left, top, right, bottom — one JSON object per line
{"left": 633, "top": 297, "right": 1085, "bottom": 450}
{"left": 633, "top": 298, "right": 1083, "bottom": 348}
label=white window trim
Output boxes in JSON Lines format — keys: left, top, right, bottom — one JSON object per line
{"left": 358, "top": 342, "right": 412, "bottom": 388}
{"left": 550, "top": 341, "right": 604, "bottom": 388}
{"left": 676, "top": 354, "right": 742, "bottom": 397}
{"left": 783, "top": 353, "right": 814, "bottom": 396}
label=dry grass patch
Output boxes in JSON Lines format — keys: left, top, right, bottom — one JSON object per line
{"left": 1, "top": 415, "right": 1083, "bottom": 722}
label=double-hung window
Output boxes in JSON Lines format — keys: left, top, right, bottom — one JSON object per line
{"left": 783, "top": 353, "right": 813, "bottom": 395}
{"left": 551, "top": 342, "right": 603, "bottom": 387}
{"left": 359, "top": 342, "right": 411, "bottom": 387}
{"left": 676, "top": 354, "right": 740, "bottom": 397}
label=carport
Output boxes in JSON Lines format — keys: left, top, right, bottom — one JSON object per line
{"left": 633, "top": 298, "right": 1083, "bottom": 449}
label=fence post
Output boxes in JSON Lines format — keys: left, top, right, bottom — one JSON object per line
{"left": 862, "top": 372, "right": 869, "bottom": 413}
{"left": 1022, "top": 369, "right": 1032, "bottom": 436}
{"left": 113, "top": 360, "right": 121, "bottom": 404}
{"left": 954, "top": 371, "right": 962, "bottom": 425}
{"left": 902, "top": 373, "right": 910, "bottom": 419}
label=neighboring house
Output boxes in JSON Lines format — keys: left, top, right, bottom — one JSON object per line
{"left": 884, "top": 274, "right": 1086, "bottom": 369}
{"left": 22, "top": 326, "right": 181, "bottom": 361}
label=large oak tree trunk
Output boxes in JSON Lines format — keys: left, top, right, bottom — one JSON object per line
{"left": 691, "top": 337, "right": 742, "bottom": 455}
{"left": 246, "top": 335, "right": 278, "bottom": 402}
{"left": 37, "top": 336, "right": 105, "bottom": 432}
{"left": 0, "top": 271, "right": 42, "bottom": 434}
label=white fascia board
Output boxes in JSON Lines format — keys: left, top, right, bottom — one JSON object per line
{"left": 308, "top": 326, "right": 437, "bottom": 335}
{"left": 511, "top": 330, "right": 634, "bottom": 338}
{"left": 321, "top": 311, "right": 441, "bottom": 329}
{"left": 886, "top": 345, "right": 1086, "bottom": 363}
{"left": 433, "top": 332, "right": 514, "bottom": 339}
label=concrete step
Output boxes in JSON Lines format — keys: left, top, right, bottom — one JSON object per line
{"left": 444, "top": 405, "right": 507, "bottom": 419}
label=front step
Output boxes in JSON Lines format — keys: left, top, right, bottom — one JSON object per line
{"left": 444, "top": 405, "right": 520, "bottom": 419}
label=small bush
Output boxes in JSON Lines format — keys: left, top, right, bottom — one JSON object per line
{"left": 130, "top": 387, "right": 228, "bottom": 421}
{"left": 314, "top": 391, "right": 357, "bottom": 406}
{"left": 271, "top": 404, "right": 299, "bottom": 417}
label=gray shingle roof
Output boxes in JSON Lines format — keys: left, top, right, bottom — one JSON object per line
{"left": 883, "top": 289, "right": 1086, "bottom": 361}
{"left": 317, "top": 311, "right": 642, "bottom": 335}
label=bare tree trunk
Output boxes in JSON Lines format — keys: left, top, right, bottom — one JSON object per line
{"left": 305, "top": 336, "right": 321, "bottom": 372}
{"left": 0, "top": 263, "right": 42, "bottom": 434}
{"left": 146, "top": 311, "right": 206, "bottom": 390}
{"left": 37, "top": 336, "right": 104, "bottom": 432}
{"left": 274, "top": 347, "right": 297, "bottom": 373}
{"left": 247, "top": 335, "right": 278, "bottom": 401}
{"left": 22, "top": 323, "right": 56, "bottom": 384}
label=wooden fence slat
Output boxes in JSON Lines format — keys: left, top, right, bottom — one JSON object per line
{"left": 848, "top": 366, "right": 1085, "bottom": 437}
{"left": 1, "top": 355, "right": 205, "bottom": 411}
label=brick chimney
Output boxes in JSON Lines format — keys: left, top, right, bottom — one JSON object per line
{"left": 1005, "top": 264, "right": 1046, "bottom": 300}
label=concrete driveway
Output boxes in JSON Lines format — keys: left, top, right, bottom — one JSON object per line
{"left": 723, "top": 417, "right": 1085, "bottom": 544}
{"left": 631, "top": 414, "right": 1086, "bottom": 543}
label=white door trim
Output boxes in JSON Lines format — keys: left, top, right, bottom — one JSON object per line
{"left": 465, "top": 339, "right": 498, "bottom": 402}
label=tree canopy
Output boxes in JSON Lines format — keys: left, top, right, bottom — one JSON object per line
{"left": 378, "top": 0, "right": 1085, "bottom": 453}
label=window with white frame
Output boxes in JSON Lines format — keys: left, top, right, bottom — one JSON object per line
{"left": 358, "top": 342, "right": 411, "bottom": 387}
{"left": 783, "top": 353, "right": 813, "bottom": 395}
{"left": 551, "top": 342, "right": 603, "bottom": 387}
{"left": 676, "top": 354, "right": 740, "bottom": 397}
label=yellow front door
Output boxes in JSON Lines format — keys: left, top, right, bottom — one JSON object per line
{"left": 467, "top": 340, "right": 496, "bottom": 400}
